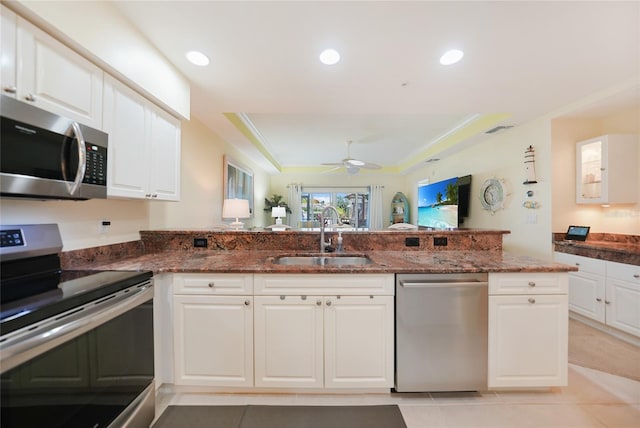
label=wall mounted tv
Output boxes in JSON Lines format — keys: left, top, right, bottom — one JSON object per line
{"left": 417, "top": 175, "right": 471, "bottom": 229}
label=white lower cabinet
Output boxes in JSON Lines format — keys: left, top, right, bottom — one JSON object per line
{"left": 254, "top": 273, "right": 395, "bottom": 390}
{"left": 172, "top": 274, "right": 253, "bottom": 387}
{"left": 554, "top": 252, "right": 640, "bottom": 337}
{"left": 488, "top": 273, "right": 568, "bottom": 388}
{"left": 254, "top": 294, "right": 394, "bottom": 389}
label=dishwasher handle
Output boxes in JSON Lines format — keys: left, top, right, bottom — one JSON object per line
{"left": 399, "top": 280, "right": 488, "bottom": 289}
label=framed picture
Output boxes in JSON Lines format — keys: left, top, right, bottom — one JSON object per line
{"left": 223, "top": 155, "right": 254, "bottom": 216}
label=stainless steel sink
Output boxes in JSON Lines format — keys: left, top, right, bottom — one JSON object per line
{"left": 273, "top": 254, "right": 373, "bottom": 266}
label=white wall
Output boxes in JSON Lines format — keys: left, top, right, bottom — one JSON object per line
{"left": 406, "top": 117, "right": 554, "bottom": 260}
{"left": 149, "top": 118, "right": 270, "bottom": 229}
{"left": 0, "top": 198, "right": 149, "bottom": 251}
{"left": 551, "top": 106, "right": 640, "bottom": 235}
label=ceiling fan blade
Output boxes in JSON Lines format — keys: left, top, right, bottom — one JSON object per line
{"left": 322, "top": 165, "right": 344, "bottom": 173}
{"left": 360, "top": 161, "right": 382, "bottom": 169}
{"left": 321, "top": 162, "right": 344, "bottom": 166}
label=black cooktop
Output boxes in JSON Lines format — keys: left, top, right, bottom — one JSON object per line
{"left": 0, "top": 270, "right": 152, "bottom": 336}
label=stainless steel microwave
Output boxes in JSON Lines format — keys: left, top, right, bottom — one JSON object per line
{"left": 0, "top": 95, "right": 108, "bottom": 200}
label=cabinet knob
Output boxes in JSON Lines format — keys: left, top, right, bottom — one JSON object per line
{"left": 244, "top": 300, "right": 250, "bottom": 306}
{"left": 596, "top": 298, "right": 602, "bottom": 302}
{"left": 634, "top": 274, "right": 639, "bottom": 279}
{"left": 145, "top": 194, "right": 152, "bottom": 198}
{"left": 152, "top": 194, "right": 158, "bottom": 198}
{"left": 280, "top": 295, "right": 286, "bottom": 300}
{"left": 24, "top": 93, "right": 36, "bottom": 102}
{"left": 3, "top": 86, "right": 17, "bottom": 94}
{"left": 326, "top": 300, "right": 332, "bottom": 306}
{"left": 528, "top": 281, "right": 536, "bottom": 287}
{"left": 528, "top": 297, "right": 536, "bottom": 304}
{"left": 208, "top": 282, "right": 215, "bottom": 287}
{"left": 605, "top": 300, "right": 611, "bottom": 305}
{"left": 575, "top": 263, "right": 580, "bottom": 266}
{"left": 301, "top": 295, "right": 307, "bottom": 300}
{"left": 316, "top": 300, "right": 322, "bottom": 306}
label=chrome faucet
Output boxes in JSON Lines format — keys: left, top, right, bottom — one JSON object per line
{"left": 319, "top": 205, "right": 342, "bottom": 253}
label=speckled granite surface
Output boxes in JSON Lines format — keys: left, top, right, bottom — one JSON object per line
{"left": 61, "top": 229, "right": 576, "bottom": 274}
{"left": 553, "top": 233, "right": 640, "bottom": 266}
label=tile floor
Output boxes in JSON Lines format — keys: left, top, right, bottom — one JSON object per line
{"left": 155, "top": 364, "right": 640, "bottom": 428}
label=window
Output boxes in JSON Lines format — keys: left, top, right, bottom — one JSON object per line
{"left": 299, "top": 187, "right": 370, "bottom": 230}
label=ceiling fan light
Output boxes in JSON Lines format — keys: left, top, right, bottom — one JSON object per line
{"left": 346, "top": 159, "right": 365, "bottom": 166}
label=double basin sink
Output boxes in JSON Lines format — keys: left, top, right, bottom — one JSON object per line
{"left": 273, "top": 254, "right": 373, "bottom": 266}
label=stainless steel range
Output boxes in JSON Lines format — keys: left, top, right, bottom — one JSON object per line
{"left": 0, "top": 224, "right": 155, "bottom": 428}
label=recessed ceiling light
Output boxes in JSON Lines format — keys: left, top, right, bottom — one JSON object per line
{"left": 186, "top": 50, "right": 210, "bottom": 66}
{"left": 439, "top": 49, "right": 464, "bottom": 65}
{"left": 319, "top": 48, "right": 340, "bottom": 65}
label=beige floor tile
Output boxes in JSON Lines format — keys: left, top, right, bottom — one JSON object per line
{"left": 581, "top": 404, "right": 640, "bottom": 428}
{"left": 399, "top": 405, "right": 447, "bottom": 428}
{"left": 439, "top": 404, "right": 607, "bottom": 428}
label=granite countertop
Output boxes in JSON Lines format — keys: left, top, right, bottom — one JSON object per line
{"left": 72, "top": 250, "right": 576, "bottom": 274}
{"left": 553, "top": 238, "right": 640, "bottom": 266}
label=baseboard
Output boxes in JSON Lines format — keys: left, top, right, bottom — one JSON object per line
{"left": 569, "top": 312, "right": 640, "bottom": 347}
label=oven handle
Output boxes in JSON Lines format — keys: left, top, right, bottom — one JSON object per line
{"left": 0, "top": 282, "right": 153, "bottom": 374}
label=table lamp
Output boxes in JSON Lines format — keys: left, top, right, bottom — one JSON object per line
{"left": 222, "top": 198, "right": 250, "bottom": 230}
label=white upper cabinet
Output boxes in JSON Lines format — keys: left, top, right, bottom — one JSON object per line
{"left": 1, "top": 5, "right": 17, "bottom": 97}
{"left": 576, "top": 134, "right": 638, "bottom": 204}
{"left": 104, "top": 75, "right": 181, "bottom": 201}
{"left": 13, "top": 16, "right": 103, "bottom": 129}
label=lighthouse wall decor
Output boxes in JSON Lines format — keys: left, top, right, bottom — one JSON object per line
{"left": 523, "top": 145, "right": 538, "bottom": 184}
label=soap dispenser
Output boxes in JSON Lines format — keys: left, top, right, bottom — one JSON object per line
{"left": 336, "top": 231, "right": 344, "bottom": 253}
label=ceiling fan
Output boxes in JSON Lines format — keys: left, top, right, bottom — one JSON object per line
{"left": 321, "top": 141, "right": 382, "bottom": 174}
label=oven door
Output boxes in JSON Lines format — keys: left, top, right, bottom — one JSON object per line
{"left": 1, "top": 282, "right": 154, "bottom": 428}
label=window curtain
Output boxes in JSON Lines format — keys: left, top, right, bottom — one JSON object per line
{"left": 369, "top": 184, "right": 384, "bottom": 230}
{"left": 288, "top": 183, "right": 302, "bottom": 229}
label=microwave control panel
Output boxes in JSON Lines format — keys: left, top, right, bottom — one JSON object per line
{"left": 83, "top": 144, "right": 107, "bottom": 185}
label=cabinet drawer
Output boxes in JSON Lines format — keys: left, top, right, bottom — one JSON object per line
{"left": 554, "top": 252, "right": 606, "bottom": 276}
{"left": 254, "top": 274, "right": 394, "bottom": 296}
{"left": 606, "top": 261, "right": 640, "bottom": 284}
{"left": 489, "top": 273, "right": 568, "bottom": 295}
{"left": 173, "top": 273, "right": 253, "bottom": 295}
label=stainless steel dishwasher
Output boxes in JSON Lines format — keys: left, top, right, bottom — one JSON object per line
{"left": 395, "top": 273, "right": 488, "bottom": 392}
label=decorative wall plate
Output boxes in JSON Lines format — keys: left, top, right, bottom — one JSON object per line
{"left": 480, "top": 178, "right": 507, "bottom": 213}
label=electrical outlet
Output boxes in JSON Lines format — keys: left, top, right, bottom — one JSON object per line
{"left": 405, "top": 237, "right": 420, "bottom": 247}
{"left": 99, "top": 220, "right": 111, "bottom": 234}
{"left": 193, "top": 238, "right": 208, "bottom": 248}
{"left": 434, "top": 237, "right": 448, "bottom": 246}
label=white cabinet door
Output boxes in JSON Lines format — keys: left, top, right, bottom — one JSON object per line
{"left": 568, "top": 271, "right": 606, "bottom": 322}
{"left": 576, "top": 135, "right": 638, "bottom": 204}
{"left": 605, "top": 278, "right": 640, "bottom": 337}
{"left": 1, "top": 5, "right": 17, "bottom": 97}
{"left": 173, "top": 295, "right": 253, "bottom": 387}
{"left": 104, "top": 75, "right": 181, "bottom": 201}
{"left": 149, "top": 107, "right": 181, "bottom": 201}
{"left": 324, "top": 295, "right": 394, "bottom": 388}
{"left": 16, "top": 17, "right": 103, "bottom": 129}
{"left": 104, "top": 76, "right": 149, "bottom": 199}
{"left": 488, "top": 294, "right": 568, "bottom": 388}
{"left": 254, "top": 295, "right": 324, "bottom": 388}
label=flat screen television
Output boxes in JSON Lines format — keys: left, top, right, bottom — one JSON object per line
{"left": 417, "top": 175, "right": 471, "bottom": 229}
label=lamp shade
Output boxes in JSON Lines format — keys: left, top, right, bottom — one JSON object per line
{"left": 271, "top": 206, "right": 286, "bottom": 218}
{"left": 222, "top": 199, "right": 250, "bottom": 229}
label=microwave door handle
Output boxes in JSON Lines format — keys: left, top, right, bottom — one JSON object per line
{"left": 66, "top": 121, "right": 87, "bottom": 196}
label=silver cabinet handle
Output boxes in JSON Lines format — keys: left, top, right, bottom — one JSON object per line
{"left": 326, "top": 300, "right": 332, "bottom": 306}
{"left": 145, "top": 194, "right": 152, "bottom": 198}
{"left": 208, "top": 282, "right": 215, "bottom": 288}
{"left": 575, "top": 263, "right": 580, "bottom": 266}
{"left": 596, "top": 298, "right": 602, "bottom": 302}
{"left": 151, "top": 194, "right": 158, "bottom": 198}
{"left": 528, "top": 281, "right": 536, "bottom": 287}
{"left": 3, "top": 86, "right": 17, "bottom": 93}
{"left": 528, "top": 297, "right": 535, "bottom": 304}
{"left": 244, "top": 300, "right": 250, "bottom": 306}
{"left": 316, "top": 300, "right": 322, "bottom": 306}
{"left": 605, "top": 300, "right": 611, "bottom": 305}
{"left": 301, "top": 295, "right": 307, "bottom": 300}
{"left": 24, "top": 93, "right": 36, "bottom": 102}
{"left": 634, "top": 274, "right": 639, "bottom": 279}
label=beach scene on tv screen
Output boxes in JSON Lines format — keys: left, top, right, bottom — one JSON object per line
{"left": 418, "top": 177, "right": 459, "bottom": 229}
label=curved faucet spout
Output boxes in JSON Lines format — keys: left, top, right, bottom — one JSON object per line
{"left": 319, "top": 205, "right": 342, "bottom": 253}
